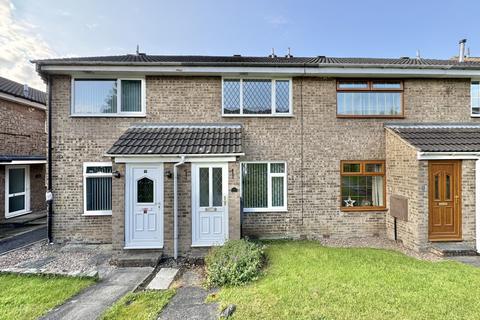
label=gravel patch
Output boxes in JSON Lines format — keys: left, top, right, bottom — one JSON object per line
{"left": 319, "top": 237, "right": 442, "bottom": 262}
{"left": 0, "top": 240, "right": 115, "bottom": 277}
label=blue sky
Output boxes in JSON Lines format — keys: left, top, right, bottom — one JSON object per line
{"left": 1, "top": 0, "right": 480, "bottom": 89}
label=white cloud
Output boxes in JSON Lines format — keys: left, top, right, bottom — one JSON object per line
{"left": 0, "top": 0, "right": 56, "bottom": 90}
{"left": 85, "top": 23, "right": 98, "bottom": 30}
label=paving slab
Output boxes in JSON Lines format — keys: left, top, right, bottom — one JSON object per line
{"left": 449, "top": 256, "right": 480, "bottom": 268}
{"left": 147, "top": 267, "right": 179, "bottom": 290}
{"left": 40, "top": 267, "right": 153, "bottom": 320}
{"left": 158, "top": 287, "right": 218, "bottom": 320}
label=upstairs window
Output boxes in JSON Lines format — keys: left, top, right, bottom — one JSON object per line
{"left": 472, "top": 81, "right": 480, "bottom": 116}
{"left": 337, "top": 80, "right": 403, "bottom": 117}
{"left": 72, "top": 78, "right": 145, "bottom": 116}
{"left": 223, "top": 79, "right": 292, "bottom": 116}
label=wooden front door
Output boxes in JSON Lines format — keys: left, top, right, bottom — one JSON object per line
{"left": 428, "top": 160, "right": 462, "bottom": 241}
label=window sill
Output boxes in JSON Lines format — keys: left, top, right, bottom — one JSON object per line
{"left": 341, "top": 207, "right": 387, "bottom": 212}
{"left": 222, "top": 114, "right": 294, "bottom": 118}
{"left": 83, "top": 212, "right": 112, "bottom": 216}
{"left": 70, "top": 114, "right": 146, "bottom": 118}
{"left": 243, "top": 208, "right": 288, "bottom": 213}
{"left": 336, "top": 115, "right": 404, "bottom": 119}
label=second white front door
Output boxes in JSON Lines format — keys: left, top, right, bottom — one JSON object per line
{"left": 125, "top": 164, "right": 163, "bottom": 249}
{"left": 192, "top": 163, "right": 229, "bottom": 246}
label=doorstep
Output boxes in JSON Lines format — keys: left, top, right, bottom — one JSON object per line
{"left": 429, "top": 242, "right": 478, "bottom": 257}
{"left": 111, "top": 252, "right": 163, "bottom": 267}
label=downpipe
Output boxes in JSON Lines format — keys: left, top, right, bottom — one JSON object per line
{"left": 173, "top": 155, "right": 186, "bottom": 259}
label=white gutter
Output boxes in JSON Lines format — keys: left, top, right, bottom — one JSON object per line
{"left": 39, "top": 65, "right": 480, "bottom": 78}
{"left": 0, "top": 160, "right": 46, "bottom": 165}
{"left": 417, "top": 152, "right": 480, "bottom": 160}
{"left": 173, "top": 155, "right": 186, "bottom": 259}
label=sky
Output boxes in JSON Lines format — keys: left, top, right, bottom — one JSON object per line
{"left": 1, "top": 0, "right": 480, "bottom": 90}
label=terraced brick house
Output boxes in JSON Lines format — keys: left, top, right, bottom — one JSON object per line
{"left": 0, "top": 77, "right": 47, "bottom": 224}
{"left": 33, "top": 46, "right": 480, "bottom": 260}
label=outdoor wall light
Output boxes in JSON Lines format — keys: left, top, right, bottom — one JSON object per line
{"left": 165, "top": 170, "right": 173, "bottom": 179}
{"left": 113, "top": 171, "right": 121, "bottom": 178}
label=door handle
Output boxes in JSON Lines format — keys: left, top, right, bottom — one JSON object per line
{"left": 455, "top": 195, "right": 459, "bottom": 204}
{"left": 223, "top": 195, "right": 227, "bottom": 206}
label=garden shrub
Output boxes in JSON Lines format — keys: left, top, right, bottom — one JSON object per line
{"left": 205, "top": 239, "right": 265, "bottom": 287}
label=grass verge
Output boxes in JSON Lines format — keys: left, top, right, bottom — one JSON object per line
{"left": 211, "top": 240, "right": 480, "bottom": 320}
{"left": 0, "top": 272, "right": 95, "bottom": 320}
{"left": 101, "top": 289, "right": 175, "bottom": 320}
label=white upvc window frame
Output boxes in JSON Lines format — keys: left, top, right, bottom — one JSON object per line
{"left": 71, "top": 77, "right": 146, "bottom": 117}
{"left": 5, "top": 165, "right": 31, "bottom": 218}
{"left": 240, "top": 161, "right": 288, "bottom": 212}
{"left": 83, "top": 162, "right": 113, "bottom": 216}
{"left": 222, "top": 78, "right": 293, "bottom": 117}
{"left": 471, "top": 80, "right": 480, "bottom": 117}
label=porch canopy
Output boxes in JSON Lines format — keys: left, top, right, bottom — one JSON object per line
{"left": 386, "top": 123, "right": 480, "bottom": 155}
{"left": 106, "top": 123, "right": 243, "bottom": 158}
{"left": 0, "top": 155, "right": 46, "bottom": 165}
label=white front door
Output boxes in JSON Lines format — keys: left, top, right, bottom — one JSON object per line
{"left": 192, "top": 163, "right": 229, "bottom": 246}
{"left": 5, "top": 165, "right": 30, "bottom": 218}
{"left": 125, "top": 164, "right": 163, "bottom": 249}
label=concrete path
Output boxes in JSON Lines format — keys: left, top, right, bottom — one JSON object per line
{"left": 0, "top": 226, "right": 46, "bottom": 254}
{"left": 449, "top": 256, "right": 480, "bottom": 268}
{"left": 147, "top": 268, "right": 179, "bottom": 290}
{"left": 40, "top": 267, "right": 153, "bottom": 320}
{"left": 158, "top": 269, "right": 218, "bottom": 320}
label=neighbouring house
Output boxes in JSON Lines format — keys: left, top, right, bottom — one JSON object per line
{"left": 33, "top": 43, "right": 480, "bottom": 259}
{"left": 0, "top": 76, "right": 47, "bottom": 224}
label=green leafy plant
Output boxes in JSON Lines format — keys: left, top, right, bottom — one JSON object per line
{"left": 205, "top": 239, "right": 265, "bottom": 288}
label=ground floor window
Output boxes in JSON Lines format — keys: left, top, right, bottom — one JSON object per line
{"left": 241, "top": 161, "right": 287, "bottom": 212}
{"left": 83, "top": 162, "right": 112, "bottom": 215}
{"left": 340, "top": 160, "right": 385, "bottom": 211}
{"left": 5, "top": 165, "right": 30, "bottom": 218}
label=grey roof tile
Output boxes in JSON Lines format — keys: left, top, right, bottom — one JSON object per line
{"left": 107, "top": 123, "right": 243, "bottom": 155}
{"left": 33, "top": 54, "right": 480, "bottom": 70}
{"left": 0, "top": 76, "right": 46, "bottom": 105}
{"left": 386, "top": 123, "right": 480, "bottom": 152}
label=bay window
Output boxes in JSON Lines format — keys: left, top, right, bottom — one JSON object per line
{"left": 340, "top": 160, "right": 385, "bottom": 211}
{"left": 83, "top": 162, "right": 112, "bottom": 215}
{"left": 72, "top": 78, "right": 145, "bottom": 116}
{"left": 241, "top": 162, "right": 287, "bottom": 212}
{"left": 337, "top": 80, "right": 403, "bottom": 117}
{"left": 223, "top": 79, "right": 292, "bottom": 115}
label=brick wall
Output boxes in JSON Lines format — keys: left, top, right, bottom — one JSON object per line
{"left": 49, "top": 75, "right": 477, "bottom": 252}
{"left": 0, "top": 98, "right": 46, "bottom": 221}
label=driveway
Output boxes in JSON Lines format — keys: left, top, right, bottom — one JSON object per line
{"left": 0, "top": 225, "right": 46, "bottom": 255}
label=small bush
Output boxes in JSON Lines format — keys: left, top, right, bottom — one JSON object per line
{"left": 205, "top": 239, "right": 265, "bottom": 287}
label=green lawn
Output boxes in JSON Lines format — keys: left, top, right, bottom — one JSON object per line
{"left": 212, "top": 241, "right": 480, "bottom": 320}
{"left": 0, "top": 273, "right": 95, "bottom": 320}
{"left": 101, "top": 290, "right": 175, "bottom": 320}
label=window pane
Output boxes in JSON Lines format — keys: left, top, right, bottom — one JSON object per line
{"left": 9, "top": 168, "right": 25, "bottom": 194}
{"left": 242, "top": 163, "right": 268, "bottom": 208}
{"left": 74, "top": 80, "right": 117, "bottom": 114}
{"left": 337, "top": 92, "right": 401, "bottom": 116}
{"left": 243, "top": 80, "right": 272, "bottom": 114}
{"left": 86, "top": 166, "right": 112, "bottom": 174}
{"left": 86, "top": 177, "right": 112, "bottom": 211}
{"left": 121, "top": 80, "right": 141, "bottom": 112}
{"left": 137, "top": 177, "right": 154, "bottom": 203}
{"left": 212, "top": 168, "right": 223, "bottom": 207}
{"left": 445, "top": 174, "right": 451, "bottom": 200}
{"left": 9, "top": 195, "right": 25, "bottom": 213}
{"left": 275, "top": 80, "right": 290, "bottom": 113}
{"left": 272, "top": 176, "right": 284, "bottom": 207}
{"left": 341, "top": 175, "right": 384, "bottom": 207}
{"left": 223, "top": 80, "right": 241, "bottom": 114}
{"left": 270, "top": 163, "right": 285, "bottom": 173}
{"left": 199, "top": 168, "right": 210, "bottom": 207}
{"left": 434, "top": 174, "right": 440, "bottom": 200}
{"left": 372, "top": 82, "right": 402, "bottom": 89}
{"left": 472, "top": 82, "right": 480, "bottom": 115}
{"left": 338, "top": 82, "right": 368, "bottom": 89}
{"left": 365, "top": 163, "right": 383, "bottom": 173}
{"left": 343, "top": 163, "right": 361, "bottom": 173}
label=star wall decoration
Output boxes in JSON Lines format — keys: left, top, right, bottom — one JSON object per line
{"left": 344, "top": 197, "right": 356, "bottom": 207}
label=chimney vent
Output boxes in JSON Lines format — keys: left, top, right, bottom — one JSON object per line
{"left": 23, "top": 84, "right": 29, "bottom": 97}
{"left": 285, "top": 47, "right": 293, "bottom": 58}
{"left": 459, "top": 39, "right": 467, "bottom": 62}
{"left": 269, "top": 48, "right": 277, "bottom": 58}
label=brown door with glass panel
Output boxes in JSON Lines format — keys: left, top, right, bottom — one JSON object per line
{"left": 428, "top": 161, "right": 461, "bottom": 241}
